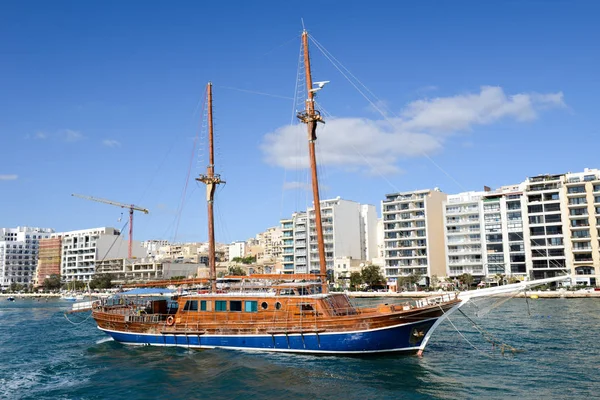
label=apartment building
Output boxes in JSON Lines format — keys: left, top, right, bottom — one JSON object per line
{"left": 562, "top": 169, "right": 600, "bottom": 286}
{"left": 382, "top": 189, "right": 446, "bottom": 288}
{"left": 444, "top": 191, "right": 485, "bottom": 279}
{"left": 57, "top": 227, "right": 147, "bottom": 282}
{"left": 444, "top": 185, "right": 527, "bottom": 282}
{"left": 0, "top": 227, "right": 54, "bottom": 289}
{"left": 307, "top": 198, "right": 377, "bottom": 275}
{"left": 280, "top": 212, "right": 308, "bottom": 274}
{"left": 523, "top": 174, "right": 568, "bottom": 280}
{"left": 256, "top": 227, "right": 282, "bottom": 262}
{"left": 279, "top": 198, "right": 376, "bottom": 275}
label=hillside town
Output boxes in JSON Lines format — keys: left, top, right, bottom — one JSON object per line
{"left": 2, "top": 167, "right": 599, "bottom": 293}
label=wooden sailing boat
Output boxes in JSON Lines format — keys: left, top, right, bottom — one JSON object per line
{"left": 87, "top": 31, "right": 567, "bottom": 355}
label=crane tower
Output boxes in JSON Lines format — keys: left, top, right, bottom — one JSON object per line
{"left": 71, "top": 194, "right": 149, "bottom": 259}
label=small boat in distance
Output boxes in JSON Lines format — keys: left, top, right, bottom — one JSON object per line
{"left": 7, "top": 296, "right": 15, "bottom": 302}
{"left": 85, "top": 30, "right": 569, "bottom": 356}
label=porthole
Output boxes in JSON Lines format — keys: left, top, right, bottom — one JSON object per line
{"left": 261, "top": 301, "right": 268, "bottom": 310}
{"left": 275, "top": 301, "right": 282, "bottom": 310}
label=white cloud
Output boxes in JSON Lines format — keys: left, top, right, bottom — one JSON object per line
{"left": 282, "top": 181, "right": 310, "bottom": 190}
{"left": 0, "top": 174, "right": 18, "bottom": 181}
{"left": 102, "top": 139, "right": 121, "bottom": 148}
{"left": 61, "top": 129, "right": 84, "bottom": 142}
{"left": 35, "top": 131, "right": 48, "bottom": 139}
{"left": 261, "top": 86, "right": 565, "bottom": 174}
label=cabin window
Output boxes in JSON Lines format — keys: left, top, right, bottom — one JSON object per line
{"left": 261, "top": 301, "right": 268, "bottom": 310}
{"left": 200, "top": 300, "right": 210, "bottom": 311}
{"left": 275, "top": 302, "right": 282, "bottom": 310}
{"left": 301, "top": 304, "right": 314, "bottom": 311}
{"left": 183, "top": 300, "right": 198, "bottom": 311}
{"left": 215, "top": 300, "right": 227, "bottom": 312}
{"left": 230, "top": 300, "right": 242, "bottom": 312}
{"left": 245, "top": 301, "right": 258, "bottom": 312}
{"left": 298, "top": 287, "right": 310, "bottom": 296}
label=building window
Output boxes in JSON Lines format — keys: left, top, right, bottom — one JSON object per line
{"left": 567, "top": 186, "right": 585, "bottom": 194}
{"left": 548, "top": 237, "right": 563, "bottom": 246}
{"left": 530, "top": 227, "right": 545, "bottom": 236}
{"left": 528, "top": 205, "right": 543, "bottom": 214}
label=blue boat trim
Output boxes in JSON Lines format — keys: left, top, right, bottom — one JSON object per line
{"left": 97, "top": 316, "right": 443, "bottom": 354}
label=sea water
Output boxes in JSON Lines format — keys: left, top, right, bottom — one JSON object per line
{"left": 0, "top": 297, "right": 598, "bottom": 400}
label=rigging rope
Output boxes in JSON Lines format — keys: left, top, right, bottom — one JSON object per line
{"left": 308, "top": 34, "right": 467, "bottom": 192}
{"left": 457, "top": 308, "right": 522, "bottom": 355}
{"left": 173, "top": 87, "right": 208, "bottom": 241}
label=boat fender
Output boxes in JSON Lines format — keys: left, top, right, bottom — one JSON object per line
{"left": 166, "top": 316, "right": 175, "bottom": 326}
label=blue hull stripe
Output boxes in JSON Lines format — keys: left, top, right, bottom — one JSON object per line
{"left": 98, "top": 318, "right": 438, "bottom": 354}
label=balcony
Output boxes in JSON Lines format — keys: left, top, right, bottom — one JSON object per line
{"left": 571, "top": 245, "right": 592, "bottom": 252}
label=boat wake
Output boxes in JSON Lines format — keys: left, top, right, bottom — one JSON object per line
{"left": 96, "top": 337, "right": 114, "bottom": 344}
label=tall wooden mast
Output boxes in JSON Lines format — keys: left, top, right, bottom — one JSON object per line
{"left": 196, "top": 82, "right": 224, "bottom": 293}
{"left": 297, "top": 30, "right": 328, "bottom": 294}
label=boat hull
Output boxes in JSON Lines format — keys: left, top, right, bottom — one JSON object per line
{"left": 98, "top": 317, "right": 442, "bottom": 355}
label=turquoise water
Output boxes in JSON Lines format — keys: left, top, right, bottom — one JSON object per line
{"left": 1, "top": 298, "right": 598, "bottom": 399}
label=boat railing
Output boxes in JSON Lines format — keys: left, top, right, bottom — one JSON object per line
{"left": 413, "top": 292, "right": 459, "bottom": 309}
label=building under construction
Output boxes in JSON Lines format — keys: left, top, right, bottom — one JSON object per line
{"left": 35, "top": 237, "right": 62, "bottom": 287}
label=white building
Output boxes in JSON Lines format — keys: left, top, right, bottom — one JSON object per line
{"left": 142, "top": 239, "right": 169, "bottom": 255}
{"left": 444, "top": 191, "right": 485, "bottom": 279}
{"left": 0, "top": 227, "right": 54, "bottom": 289}
{"left": 280, "top": 212, "right": 306, "bottom": 274}
{"left": 444, "top": 186, "right": 527, "bottom": 282}
{"left": 228, "top": 241, "right": 246, "bottom": 261}
{"left": 57, "top": 227, "right": 147, "bottom": 282}
{"left": 307, "top": 197, "right": 377, "bottom": 275}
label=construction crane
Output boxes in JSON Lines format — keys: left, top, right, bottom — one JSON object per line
{"left": 71, "top": 194, "right": 149, "bottom": 259}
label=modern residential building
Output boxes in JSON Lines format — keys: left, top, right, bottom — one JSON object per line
{"left": 57, "top": 227, "right": 147, "bottom": 282}
{"left": 307, "top": 198, "right": 377, "bottom": 275}
{"left": 444, "top": 191, "right": 486, "bottom": 280}
{"left": 35, "top": 237, "right": 63, "bottom": 287}
{"left": 0, "top": 227, "right": 54, "bottom": 289}
{"left": 482, "top": 184, "right": 527, "bottom": 279}
{"left": 444, "top": 185, "right": 527, "bottom": 283}
{"left": 523, "top": 174, "right": 568, "bottom": 280}
{"left": 292, "top": 212, "right": 308, "bottom": 273}
{"left": 279, "top": 198, "right": 377, "bottom": 276}
{"left": 441, "top": 168, "right": 600, "bottom": 286}
{"left": 382, "top": 189, "right": 447, "bottom": 289}
{"left": 561, "top": 169, "right": 600, "bottom": 286}
{"left": 279, "top": 212, "right": 307, "bottom": 274}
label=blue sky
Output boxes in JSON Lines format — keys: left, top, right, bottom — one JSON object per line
{"left": 1, "top": 1, "right": 598, "bottom": 243}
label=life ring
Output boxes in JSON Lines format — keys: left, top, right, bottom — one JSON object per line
{"left": 166, "top": 316, "right": 175, "bottom": 326}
